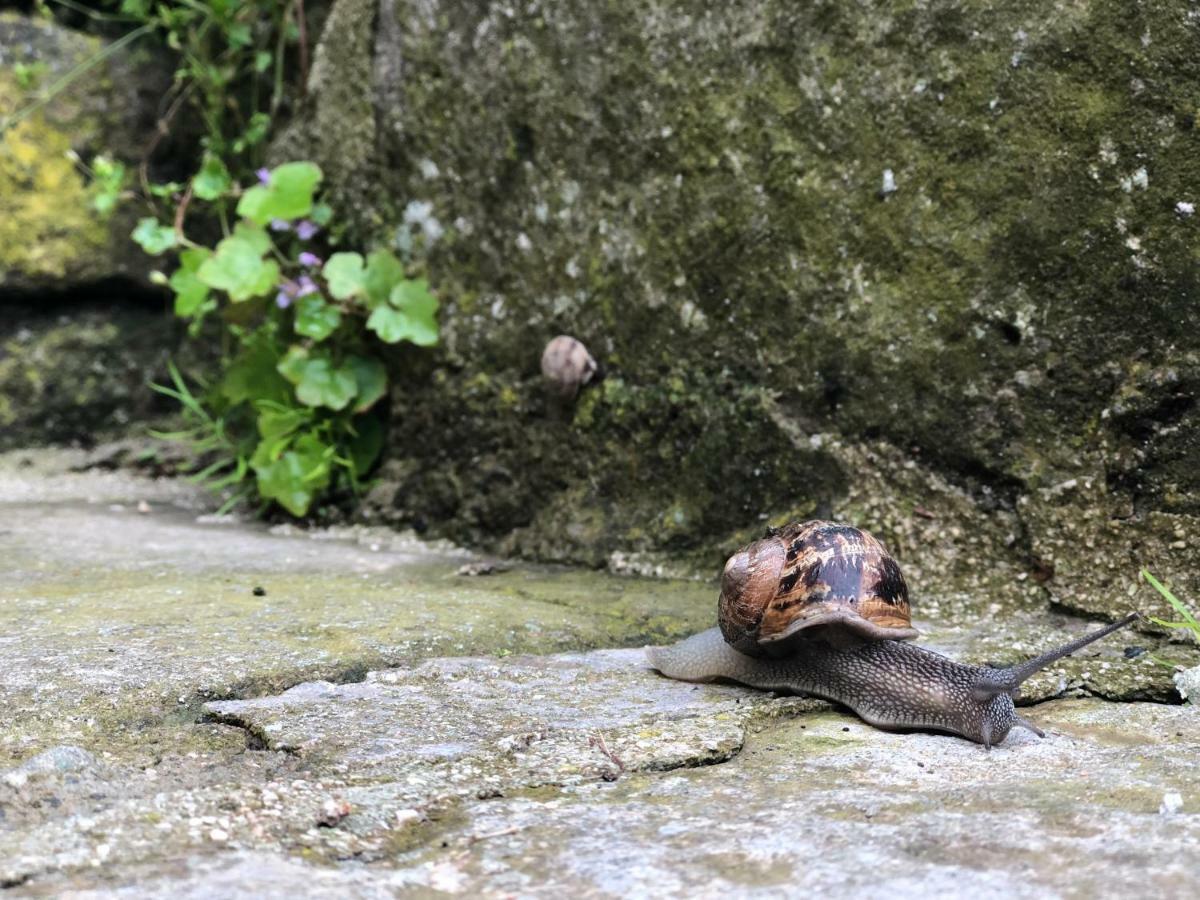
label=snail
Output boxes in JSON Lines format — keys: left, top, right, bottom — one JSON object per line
{"left": 647, "top": 521, "right": 1139, "bottom": 748}
{"left": 540, "top": 335, "right": 598, "bottom": 398}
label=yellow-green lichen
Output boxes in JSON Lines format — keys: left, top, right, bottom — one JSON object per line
{"left": 0, "top": 81, "right": 108, "bottom": 281}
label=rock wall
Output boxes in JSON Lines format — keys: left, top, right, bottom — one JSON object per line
{"left": 0, "top": 302, "right": 181, "bottom": 451}
{"left": 287, "top": 1, "right": 1199, "bottom": 622}
{"left": 1, "top": 13, "right": 182, "bottom": 447}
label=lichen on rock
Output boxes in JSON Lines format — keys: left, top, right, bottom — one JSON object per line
{"left": 0, "top": 13, "right": 170, "bottom": 292}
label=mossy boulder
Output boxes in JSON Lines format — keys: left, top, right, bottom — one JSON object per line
{"left": 286, "top": 1, "right": 1199, "bottom": 621}
{"left": 0, "top": 13, "right": 170, "bottom": 292}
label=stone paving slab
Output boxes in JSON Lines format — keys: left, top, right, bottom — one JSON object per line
{"left": 3, "top": 449, "right": 1195, "bottom": 897}
{"left": 9, "top": 647, "right": 1198, "bottom": 897}
{"left": 0, "top": 451, "right": 713, "bottom": 767}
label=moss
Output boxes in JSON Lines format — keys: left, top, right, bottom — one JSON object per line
{"left": 1, "top": 537, "right": 716, "bottom": 766}
{"left": 269, "top": 0, "right": 379, "bottom": 234}
{"left": 0, "top": 76, "right": 109, "bottom": 282}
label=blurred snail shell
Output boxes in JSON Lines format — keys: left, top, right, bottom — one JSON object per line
{"left": 540, "top": 335, "right": 597, "bottom": 397}
{"left": 649, "top": 520, "right": 1138, "bottom": 748}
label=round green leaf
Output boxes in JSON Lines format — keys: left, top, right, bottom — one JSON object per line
{"left": 252, "top": 435, "right": 331, "bottom": 517}
{"left": 383, "top": 278, "right": 440, "bottom": 346}
{"left": 232, "top": 221, "right": 272, "bottom": 255}
{"left": 220, "top": 334, "right": 292, "bottom": 406}
{"left": 196, "top": 227, "right": 278, "bottom": 302}
{"left": 169, "top": 248, "right": 212, "bottom": 317}
{"left": 364, "top": 249, "right": 405, "bottom": 308}
{"left": 254, "top": 452, "right": 314, "bottom": 516}
{"left": 365, "top": 306, "right": 407, "bottom": 344}
{"left": 192, "top": 153, "right": 232, "bottom": 201}
{"left": 131, "top": 217, "right": 176, "bottom": 256}
{"left": 322, "top": 252, "right": 366, "bottom": 300}
{"left": 294, "top": 294, "right": 341, "bottom": 341}
{"left": 347, "top": 354, "right": 388, "bottom": 412}
{"left": 310, "top": 202, "right": 333, "bottom": 226}
{"left": 277, "top": 346, "right": 358, "bottom": 410}
{"left": 237, "top": 161, "right": 323, "bottom": 225}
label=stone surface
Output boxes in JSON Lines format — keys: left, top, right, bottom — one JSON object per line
{"left": 0, "top": 12, "right": 184, "bottom": 451}
{"left": 0, "top": 13, "right": 172, "bottom": 292}
{"left": 275, "top": 0, "right": 1200, "bottom": 631}
{"left": 3, "top": 451, "right": 1196, "bottom": 896}
{"left": 0, "top": 450, "right": 715, "bottom": 772}
{"left": 10, "top": 654, "right": 1200, "bottom": 896}
{"left": 0, "top": 305, "right": 183, "bottom": 451}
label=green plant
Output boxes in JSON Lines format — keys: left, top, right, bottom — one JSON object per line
{"left": 140, "top": 160, "right": 439, "bottom": 516}
{"left": 150, "top": 361, "right": 252, "bottom": 514}
{"left": 116, "top": 0, "right": 306, "bottom": 168}
{"left": 11, "top": 3, "right": 438, "bottom": 516}
{"left": 52, "top": 2, "right": 434, "bottom": 517}
{"left": 1142, "top": 569, "right": 1200, "bottom": 643}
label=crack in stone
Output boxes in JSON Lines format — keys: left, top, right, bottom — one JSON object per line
{"left": 1, "top": 874, "right": 33, "bottom": 890}
{"left": 201, "top": 710, "right": 301, "bottom": 756}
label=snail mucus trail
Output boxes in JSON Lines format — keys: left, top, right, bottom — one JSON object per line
{"left": 647, "top": 521, "right": 1139, "bottom": 748}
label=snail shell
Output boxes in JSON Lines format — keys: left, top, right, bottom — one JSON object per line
{"left": 718, "top": 521, "right": 918, "bottom": 657}
{"left": 540, "top": 335, "right": 597, "bottom": 397}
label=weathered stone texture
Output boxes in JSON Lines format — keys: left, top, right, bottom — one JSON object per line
{"left": 276, "top": 1, "right": 1200, "bottom": 628}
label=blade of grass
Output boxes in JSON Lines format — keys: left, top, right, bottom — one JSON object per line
{"left": 2, "top": 24, "right": 154, "bottom": 134}
{"left": 1141, "top": 569, "right": 1200, "bottom": 632}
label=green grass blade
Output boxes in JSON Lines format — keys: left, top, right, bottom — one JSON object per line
{"left": 2, "top": 24, "right": 153, "bottom": 134}
{"left": 1141, "top": 569, "right": 1200, "bottom": 632}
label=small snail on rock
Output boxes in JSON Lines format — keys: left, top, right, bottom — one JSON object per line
{"left": 540, "top": 335, "right": 597, "bottom": 398}
{"left": 648, "top": 521, "right": 1138, "bottom": 748}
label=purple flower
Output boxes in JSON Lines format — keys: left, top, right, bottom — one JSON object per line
{"left": 269, "top": 218, "right": 291, "bottom": 232}
{"left": 275, "top": 291, "right": 292, "bottom": 309}
{"left": 297, "top": 275, "right": 318, "bottom": 297}
{"left": 277, "top": 278, "right": 301, "bottom": 300}
{"left": 256, "top": 168, "right": 271, "bottom": 185}
{"left": 298, "top": 251, "right": 322, "bottom": 268}
{"left": 295, "top": 220, "right": 319, "bottom": 241}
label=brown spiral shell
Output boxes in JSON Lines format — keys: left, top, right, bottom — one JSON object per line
{"left": 717, "top": 521, "right": 918, "bottom": 657}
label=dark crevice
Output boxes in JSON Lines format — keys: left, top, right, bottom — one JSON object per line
{"left": 134, "top": 660, "right": 385, "bottom": 748}
{"left": 202, "top": 710, "right": 300, "bottom": 756}
{"left": 0, "top": 276, "right": 169, "bottom": 315}
{"left": 217, "top": 660, "right": 374, "bottom": 703}
{"left": 638, "top": 745, "right": 745, "bottom": 773}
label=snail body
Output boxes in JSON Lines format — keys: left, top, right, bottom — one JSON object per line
{"left": 648, "top": 521, "right": 1138, "bottom": 748}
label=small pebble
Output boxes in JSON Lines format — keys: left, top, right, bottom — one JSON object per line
{"left": 1160, "top": 792, "right": 1183, "bottom": 815}
{"left": 395, "top": 808, "right": 422, "bottom": 826}
{"left": 317, "top": 797, "right": 352, "bottom": 827}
